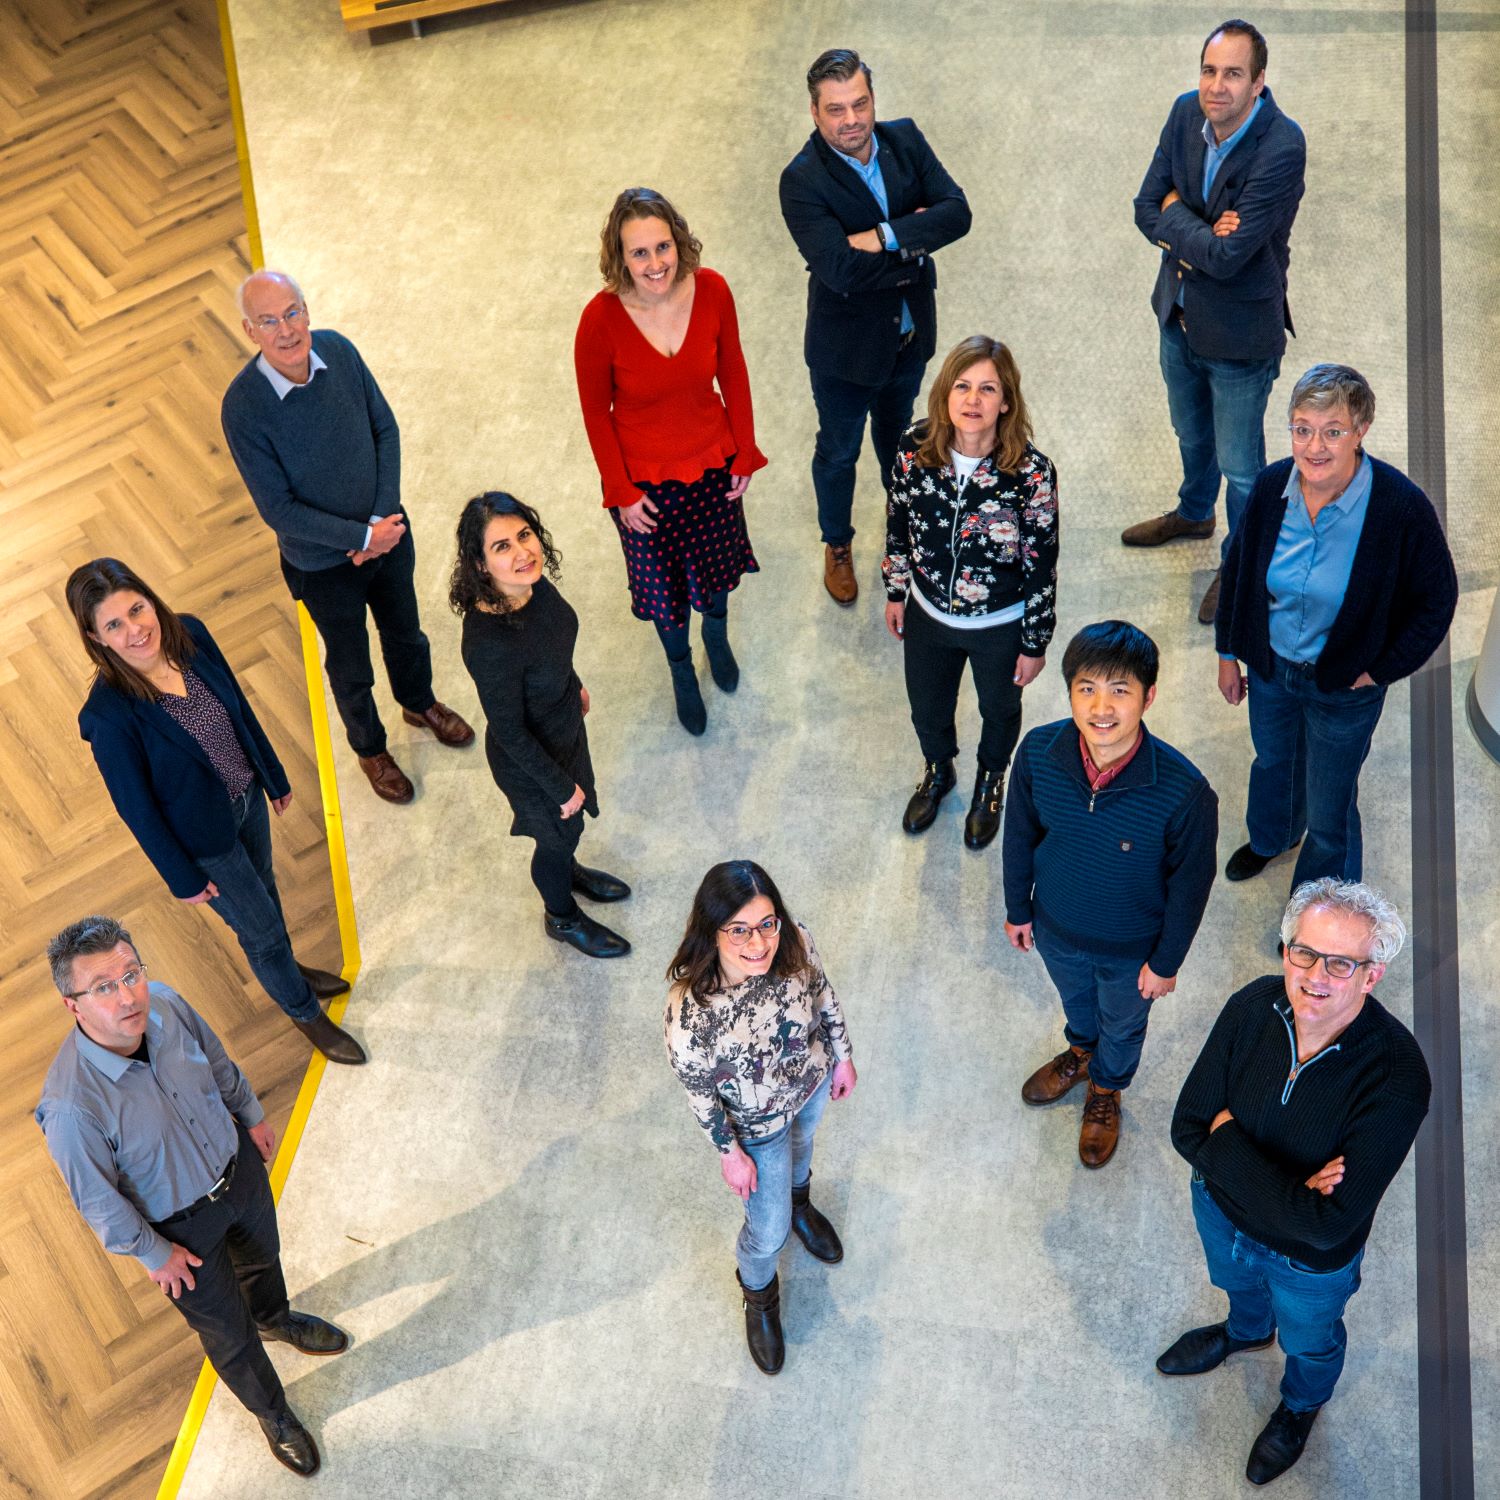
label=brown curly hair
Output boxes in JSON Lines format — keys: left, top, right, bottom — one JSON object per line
{"left": 597, "top": 188, "right": 701, "bottom": 295}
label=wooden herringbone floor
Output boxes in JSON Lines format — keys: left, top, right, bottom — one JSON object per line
{"left": 0, "top": 2, "right": 341, "bottom": 1494}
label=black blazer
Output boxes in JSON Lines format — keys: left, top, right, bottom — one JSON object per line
{"left": 779, "top": 119, "right": 971, "bottom": 385}
{"left": 78, "top": 616, "right": 290, "bottom": 899}
{"left": 1133, "top": 87, "right": 1305, "bottom": 361}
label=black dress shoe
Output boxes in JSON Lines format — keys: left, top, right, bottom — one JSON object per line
{"left": 963, "top": 765, "right": 1005, "bottom": 850}
{"left": 737, "top": 1270, "right": 784, "bottom": 1375}
{"left": 1156, "top": 1321, "right": 1275, "bottom": 1376}
{"left": 571, "top": 861, "right": 631, "bottom": 903}
{"left": 259, "top": 1409, "right": 320, "bottom": 1477}
{"left": 260, "top": 1311, "right": 350, "bottom": 1356}
{"left": 1225, "top": 842, "right": 1275, "bottom": 882}
{"left": 296, "top": 962, "right": 349, "bottom": 999}
{"left": 902, "top": 758, "right": 956, "bottom": 834}
{"left": 791, "top": 1175, "right": 843, "bottom": 1263}
{"left": 1247, "top": 1401, "right": 1321, "bottom": 1485}
{"left": 291, "top": 1010, "right": 367, "bottom": 1065}
{"left": 544, "top": 908, "right": 631, "bottom": 958}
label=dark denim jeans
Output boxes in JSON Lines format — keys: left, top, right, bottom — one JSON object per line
{"left": 199, "top": 787, "right": 320, "bottom": 1023}
{"left": 1191, "top": 1174, "right": 1363, "bottom": 1413}
{"left": 1033, "top": 925, "right": 1154, "bottom": 1093}
{"left": 1245, "top": 652, "right": 1388, "bottom": 887}
{"left": 1159, "top": 317, "right": 1280, "bottom": 560}
{"left": 809, "top": 337, "right": 927, "bottom": 546}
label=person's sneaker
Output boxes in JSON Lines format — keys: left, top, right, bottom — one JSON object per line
{"left": 1020, "top": 1045, "right": 1091, "bottom": 1105}
{"left": 1120, "top": 510, "right": 1216, "bottom": 546}
{"left": 1225, "top": 842, "right": 1275, "bottom": 882}
{"left": 1246, "top": 1401, "right": 1321, "bottom": 1485}
{"left": 1078, "top": 1081, "right": 1122, "bottom": 1167}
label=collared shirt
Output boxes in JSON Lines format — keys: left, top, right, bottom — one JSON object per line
{"left": 1267, "top": 454, "right": 1374, "bottom": 663}
{"left": 1176, "top": 94, "right": 1264, "bottom": 308}
{"left": 832, "top": 133, "right": 913, "bottom": 336}
{"left": 255, "top": 346, "right": 328, "bottom": 401}
{"left": 36, "top": 983, "right": 264, "bottom": 1272}
{"left": 1080, "top": 727, "right": 1144, "bottom": 791}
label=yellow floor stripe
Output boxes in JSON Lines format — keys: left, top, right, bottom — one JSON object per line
{"left": 156, "top": 10, "right": 361, "bottom": 1497}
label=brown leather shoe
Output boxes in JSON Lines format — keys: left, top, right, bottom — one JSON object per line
{"left": 295, "top": 962, "right": 349, "bottom": 999}
{"left": 1121, "top": 510, "right": 1216, "bottom": 547}
{"left": 402, "top": 701, "right": 475, "bottom": 747}
{"left": 823, "top": 544, "right": 857, "bottom": 604}
{"left": 1021, "top": 1045, "right": 1091, "bottom": 1105}
{"left": 1079, "top": 1081, "right": 1122, "bottom": 1167}
{"left": 357, "top": 751, "right": 414, "bottom": 804}
{"left": 1197, "top": 568, "right": 1222, "bottom": 625}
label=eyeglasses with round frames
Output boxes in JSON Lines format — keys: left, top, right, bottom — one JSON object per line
{"left": 252, "top": 306, "right": 308, "bottom": 332}
{"left": 1287, "top": 423, "right": 1352, "bottom": 444}
{"left": 69, "top": 962, "right": 149, "bottom": 1001}
{"left": 1284, "top": 943, "right": 1370, "bottom": 981}
{"left": 719, "top": 916, "right": 782, "bottom": 947}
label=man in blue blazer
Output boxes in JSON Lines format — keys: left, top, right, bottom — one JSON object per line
{"left": 1124, "top": 20, "right": 1305, "bottom": 625}
{"left": 780, "top": 48, "right": 970, "bottom": 605}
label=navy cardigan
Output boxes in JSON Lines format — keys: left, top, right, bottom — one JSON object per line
{"left": 78, "top": 616, "right": 290, "bottom": 899}
{"left": 1216, "top": 455, "right": 1457, "bottom": 692}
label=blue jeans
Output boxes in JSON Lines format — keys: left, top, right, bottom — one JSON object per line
{"left": 809, "top": 337, "right": 927, "bottom": 546}
{"left": 198, "top": 787, "right": 320, "bottom": 1023}
{"left": 737, "top": 1071, "right": 832, "bottom": 1290}
{"left": 1191, "top": 1174, "right": 1363, "bottom": 1412}
{"left": 1159, "top": 316, "right": 1280, "bottom": 560}
{"left": 1245, "top": 652, "right": 1388, "bottom": 887}
{"left": 1034, "top": 926, "right": 1154, "bottom": 1092}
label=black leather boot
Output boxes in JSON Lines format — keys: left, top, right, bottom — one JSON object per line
{"left": 571, "top": 861, "right": 631, "bottom": 903}
{"left": 667, "top": 652, "right": 707, "bottom": 735}
{"left": 543, "top": 908, "right": 631, "bottom": 958}
{"left": 291, "top": 1010, "right": 367, "bottom": 1065}
{"left": 902, "top": 759, "right": 957, "bottom": 834}
{"left": 791, "top": 1175, "right": 843, "bottom": 1263}
{"left": 700, "top": 611, "right": 739, "bottom": 692}
{"left": 963, "top": 764, "right": 1006, "bottom": 849}
{"left": 736, "top": 1270, "right": 784, "bottom": 1375}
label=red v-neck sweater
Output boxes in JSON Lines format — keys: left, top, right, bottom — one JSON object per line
{"left": 574, "top": 267, "right": 768, "bottom": 508}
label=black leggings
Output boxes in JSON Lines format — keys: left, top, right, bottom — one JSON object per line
{"left": 532, "top": 843, "right": 579, "bottom": 919}
{"left": 902, "top": 604, "right": 1025, "bottom": 772}
{"left": 654, "top": 589, "right": 729, "bottom": 662}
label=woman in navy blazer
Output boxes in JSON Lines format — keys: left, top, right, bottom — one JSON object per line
{"left": 66, "top": 558, "right": 364, "bottom": 1063}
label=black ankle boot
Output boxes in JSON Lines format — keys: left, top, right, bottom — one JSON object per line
{"left": 736, "top": 1270, "right": 784, "bottom": 1374}
{"left": 543, "top": 908, "right": 631, "bottom": 959}
{"left": 963, "top": 764, "right": 1006, "bottom": 850}
{"left": 667, "top": 652, "right": 707, "bottom": 735}
{"left": 571, "top": 861, "right": 631, "bottom": 903}
{"left": 700, "top": 612, "right": 739, "bottom": 692}
{"left": 791, "top": 1175, "right": 843, "bottom": 1263}
{"left": 902, "top": 759, "right": 956, "bottom": 833}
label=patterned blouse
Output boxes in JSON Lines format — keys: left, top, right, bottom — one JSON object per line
{"left": 664, "top": 925, "right": 853, "bottom": 1154}
{"left": 157, "top": 669, "right": 256, "bottom": 799}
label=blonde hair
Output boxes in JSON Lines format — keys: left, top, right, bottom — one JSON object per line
{"left": 597, "top": 188, "right": 701, "bottom": 295}
{"left": 916, "top": 335, "right": 1033, "bottom": 473}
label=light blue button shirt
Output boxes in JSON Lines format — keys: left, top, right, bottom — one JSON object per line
{"left": 1176, "top": 94, "right": 1263, "bottom": 308}
{"left": 1266, "top": 454, "right": 1374, "bottom": 664}
{"left": 833, "top": 133, "right": 914, "bottom": 337}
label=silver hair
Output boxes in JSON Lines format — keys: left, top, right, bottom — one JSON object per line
{"left": 47, "top": 915, "right": 138, "bottom": 996}
{"left": 1287, "top": 363, "right": 1376, "bottom": 430}
{"left": 236, "top": 269, "right": 305, "bottom": 320}
{"left": 1280, "top": 878, "right": 1405, "bottom": 966}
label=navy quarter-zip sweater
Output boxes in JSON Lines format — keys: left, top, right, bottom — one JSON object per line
{"left": 1002, "top": 718, "right": 1218, "bottom": 977}
{"left": 1173, "top": 976, "right": 1430, "bottom": 1271}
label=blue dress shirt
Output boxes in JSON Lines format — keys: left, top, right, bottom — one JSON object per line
{"left": 1176, "top": 94, "right": 1263, "bottom": 308}
{"left": 833, "top": 134, "right": 914, "bottom": 336}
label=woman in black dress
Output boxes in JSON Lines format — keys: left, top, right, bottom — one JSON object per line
{"left": 450, "top": 492, "right": 631, "bottom": 959}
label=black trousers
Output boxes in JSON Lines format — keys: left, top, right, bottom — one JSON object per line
{"left": 150, "top": 1125, "right": 291, "bottom": 1422}
{"left": 902, "top": 603, "right": 1025, "bottom": 772}
{"left": 282, "top": 527, "right": 435, "bottom": 756}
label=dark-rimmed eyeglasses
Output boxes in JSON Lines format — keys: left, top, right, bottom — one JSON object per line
{"left": 1284, "top": 944, "right": 1369, "bottom": 981}
{"left": 719, "top": 917, "right": 781, "bottom": 947}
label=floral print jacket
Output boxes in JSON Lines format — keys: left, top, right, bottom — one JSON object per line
{"left": 664, "top": 926, "right": 852, "bottom": 1154}
{"left": 882, "top": 426, "right": 1059, "bottom": 655}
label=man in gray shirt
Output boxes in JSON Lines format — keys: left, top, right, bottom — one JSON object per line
{"left": 36, "top": 915, "right": 348, "bottom": 1478}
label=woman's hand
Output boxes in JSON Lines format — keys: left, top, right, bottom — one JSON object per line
{"left": 1218, "top": 657, "right": 1248, "bottom": 706}
{"left": 617, "top": 496, "right": 660, "bottom": 533}
{"left": 271, "top": 792, "right": 293, "bottom": 816}
{"left": 1013, "top": 652, "right": 1046, "bottom": 688}
{"left": 721, "top": 1145, "right": 757, "bottom": 1201}
{"left": 727, "top": 473, "right": 751, "bottom": 501}
{"left": 560, "top": 784, "right": 586, "bottom": 819}
{"left": 1349, "top": 672, "right": 1378, "bottom": 690}
{"left": 830, "top": 1059, "right": 858, "bottom": 1100}
{"left": 183, "top": 882, "right": 220, "bottom": 905}
{"left": 579, "top": 685, "right": 591, "bottom": 717}
{"left": 884, "top": 601, "right": 905, "bottom": 640}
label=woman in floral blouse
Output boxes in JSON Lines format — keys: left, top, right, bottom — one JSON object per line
{"left": 664, "top": 860, "right": 857, "bottom": 1375}
{"left": 882, "top": 334, "right": 1060, "bottom": 849}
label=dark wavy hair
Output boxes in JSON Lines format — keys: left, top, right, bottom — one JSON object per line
{"left": 65, "top": 557, "right": 197, "bottom": 701}
{"left": 448, "top": 492, "right": 562, "bottom": 618}
{"left": 666, "top": 860, "right": 810, "bottom": 1001}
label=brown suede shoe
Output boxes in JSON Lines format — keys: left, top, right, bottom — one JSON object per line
{"left": 402, "top": 701, "right": 475, "bottom": 747}
{"left": 1021, "top": 1045, "right": 1091, "bottom": 1105}
{"left": 1121, "top": 510, "right": 1216, "bottom": 547}
{"left": 1079, "top": 1081, "right": 1122, "bottom": 1167}
{"left": 357, "top": 751, "right": 414, "bottom": 804}
{"left": 823, "top": 544, "right": 857, "bottom": 604}
{"left": 1197, "top": 568, "right": 1222, "bottom": 625}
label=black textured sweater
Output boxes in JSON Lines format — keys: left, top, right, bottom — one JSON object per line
{"left": 1172, "top": 976, "right": 1430, "bottom": 1271}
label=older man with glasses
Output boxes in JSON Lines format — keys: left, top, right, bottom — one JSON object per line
{"left": 36, "top": 916, "right": 349, "bottom": 1478}
{"left": 1159, "top": 879, "right": 1430, "bottom": 1486}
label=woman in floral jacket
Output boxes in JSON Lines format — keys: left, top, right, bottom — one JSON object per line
{"left": 882, "top": 334, "right": 1059, "bottom": 849}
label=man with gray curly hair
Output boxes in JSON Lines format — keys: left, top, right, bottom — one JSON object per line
{"left": 1159, "top": 878, "right": 1429, "bottom": 1485}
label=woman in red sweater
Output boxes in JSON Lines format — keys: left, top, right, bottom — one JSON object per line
{"left": 574, "top": 188, "right": 767, "bottom": 734}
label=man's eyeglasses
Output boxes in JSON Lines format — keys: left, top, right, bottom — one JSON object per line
{"left": 252, "top": 306, "right": 307, "bottom": 332}
{"left": 70, "top": 963, "right": 149, "bottom": 1001}
{"left": 1287, "top": 423, "right": 1352, "bottom": 444}
{"left": 1284, "top": 944, "right": 1369, "bottom": 981}
{"left": 719, "top": 917, "right": 781, "bottom": 947}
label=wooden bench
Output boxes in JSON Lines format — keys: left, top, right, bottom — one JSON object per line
{"left": 340, "top": 0, "right": 518, "bottom": 37}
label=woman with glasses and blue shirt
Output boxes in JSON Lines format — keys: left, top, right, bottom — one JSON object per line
{"left": 1213, "top": 364, "right": 1457, "bottom": 888}
{"left": 664, "top": 861, "right": 856, "bottom": 1375}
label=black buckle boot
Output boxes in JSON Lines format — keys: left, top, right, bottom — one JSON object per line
{"left": 700, "top": 611, "right": 739, "bottom": 692}
{"left": 543, "top": 908, "right": 631, "bottom": 959}
{"left": 963, "top": 764, "right": 1006, "bottom": 850}
{"left": 667, "top": 651, "right": 707, "bottom": 735}
{"left": 791, "top": 1175, "right": 843, "bottom": 1263}
{"left": 736, "top": 1270, "right": 784, "bottom": 1374}
{"left": 902, "top": 758, "right": 956, "bottom": 834}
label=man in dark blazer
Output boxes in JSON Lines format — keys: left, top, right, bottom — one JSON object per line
{"left": 780, "top": 48, "right": 970, "bottom": 605}
{"left": 1125, "top": 20, "right": 1305, "bottom": 625}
